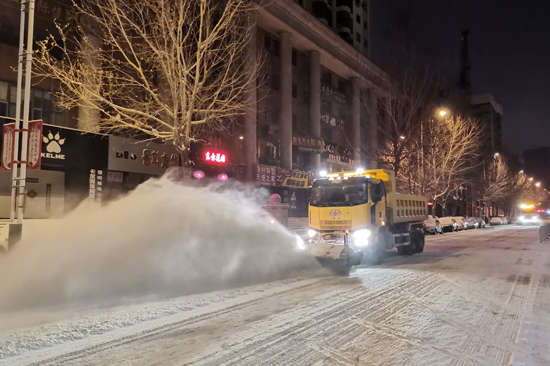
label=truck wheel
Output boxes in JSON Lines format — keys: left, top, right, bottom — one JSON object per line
{"left": 413, "top": 231, "right": 425, "bottom": 253}
{"left": 397, "top": 246, "right": 405, "bottom": 255}
{"left": 404, "top": 240, "right": 416, "bottom": 255}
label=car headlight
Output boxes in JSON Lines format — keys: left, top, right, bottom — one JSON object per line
{"left": 518, "top": 216, "right": 525, "bottom": 221}
{"left": 352, "top": 229, "right": 371, "bottom": 247}
{"left": 295, "top": 235, "right": 306, "bottom": 250}
{"left": 308, "top": 229, "right": 316, "bottom": 238}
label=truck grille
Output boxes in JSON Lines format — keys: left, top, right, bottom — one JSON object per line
{"left": 320, "top": 220, "right": 351, "bottom": 230}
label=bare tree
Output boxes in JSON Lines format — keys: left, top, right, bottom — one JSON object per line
{"left": 480, "top": 155, "right": 513, "bottom": 206}
{"left": 408, "top": 115, "right": 481, "bottom": 213}
{"left": 34, "top": 0, "right": 259, "bottom": 164}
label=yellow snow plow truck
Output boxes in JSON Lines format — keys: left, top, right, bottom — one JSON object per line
{"left": 306, "top": 169, "right": 427, "bottom": 274}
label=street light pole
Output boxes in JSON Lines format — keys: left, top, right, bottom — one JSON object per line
{"left": 9, "top": 0, "right": 36, "bottom": 242}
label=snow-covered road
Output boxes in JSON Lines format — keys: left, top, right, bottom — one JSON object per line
{"left": 2, "top": 225, "right": 550, "bottom": 365}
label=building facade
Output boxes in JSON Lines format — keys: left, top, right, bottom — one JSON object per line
{"left": 470, "top": 94, "right": 503, "bottom": 155}
{"left": 0, "top": 0, "right": 392, "bottom": 218}
{"left": 239, "top": 0, "right": 391, "bottom": 215}
{"left": 292, "top": 0, "right": 370, "bottom": 58}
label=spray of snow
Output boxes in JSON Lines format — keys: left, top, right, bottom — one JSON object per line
{"left": 0, "top": 173, "right": 319, "bottom": 314}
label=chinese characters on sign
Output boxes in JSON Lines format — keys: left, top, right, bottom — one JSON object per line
{"left": 1, "top": 123, "right": 15, "bottom": 171}
{"left": 322, "top": 141, "right": 356, "bottom": 165}
{"left": 256, "top": 164, "right": 277, "bottom": 186}
{"left": 142, "top": 149, "right": 179, "bottom": 167}
{"left": 280, "top": 170, "right": 309, "bottom": 188}
{"left": 292, "top": 136, "right": 324, "bottom": 153}
{"left": 204, "top": 151, "right": 226, "bottom": 163}
{"left": 116, "top": 150, "right": 137, "bottom": 160}
{"left": 256, "top": 165, "right": 313, "bottom": 189}
{"left": 27, "top": 120, "right": 43, "bottom": 170}
{"left": 89, "top": 169, "right": 103, "bottom": 202}
{"left": 321, "top": 114, "right": 345, "bottom": 130}
{"left": 321, "top": 83, "right": 346, "bottom": 104}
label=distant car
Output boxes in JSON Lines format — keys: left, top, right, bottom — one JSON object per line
{"left": 490, "top": 216, "right": 508, "bottom": 225}
{"left": 439, "top": 216, "right": 459, "bottom": 232}
{"left": 424, "top": 216, "right": 443, "bottom": 234}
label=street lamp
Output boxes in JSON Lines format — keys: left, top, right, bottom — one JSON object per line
{"left": 529, "top": 177, "right": 534, "bottom": 181}
{"left": 494, "top": 152, "right": 499, "bottom": 157}
{"left": 536, "top": 182, "right": 541, "bottom": 187}
{"left": 399, "top": 136, "right": 405, "bottom": 140}
{"left": 520, "top": 170, "right": 524, "bottom": 174}
{"left": 439, "top": 110, "right": 447, "bottom": 117}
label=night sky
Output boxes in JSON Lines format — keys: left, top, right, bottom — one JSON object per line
{"left": 371, "top": 0, "right": 550, "bottom": 156}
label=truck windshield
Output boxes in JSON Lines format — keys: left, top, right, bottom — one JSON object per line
{"left": 310, "top": 183, "right": 368, "bottom": 207}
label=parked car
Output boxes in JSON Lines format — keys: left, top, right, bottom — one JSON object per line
{"left": 465, "top": 217, "right": 486, "bottom": 229}
{"left": 475, "top": 217, "right": 487, "bottom": 228}
{"left": 438, "top": 216, "right": 459, "bottom": 232}
{"left": 453, "top": 216, "right": 465, "bottom": 230}
{"left": 490, "top": 216, "right": 509, "bottom": 225}
{"left": 424, "top": 216, "right": 444, "bottom": 234}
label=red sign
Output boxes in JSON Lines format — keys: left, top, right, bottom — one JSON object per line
{"left": 27, "top": 120, "right": 43, "bottom": 170}
{"left": 204, "top": 150, "right": 227, "bottom": 164}
{"left": 1, "top": 123, "right": 15, "bottom": 171}
{"left": 427, "top": 202, "right": 434, "bottom": 206}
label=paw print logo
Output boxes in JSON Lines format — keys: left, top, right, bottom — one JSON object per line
{"left": 43, "top": 131, "right": 66, "bottom": 154}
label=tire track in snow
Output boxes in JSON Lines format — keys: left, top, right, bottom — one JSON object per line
{"left": 22, "top": 278, "right": 332, "bottom": 366}
{"left": 193, "top": 274, "right": 498, "bottom": 366}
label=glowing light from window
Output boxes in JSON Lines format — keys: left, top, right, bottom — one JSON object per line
{"left": 193, "top": 170, "right": 205, "bottom": 179}
{"left": 218, "top": 173, "right": 228, "bottom": 181}
{"left": 204, "top": 151, "right": 226, "bottom": 164}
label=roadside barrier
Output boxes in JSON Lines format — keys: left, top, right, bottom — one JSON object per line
{"left": 540, "top": 224, "right": 550, "bottom": 243}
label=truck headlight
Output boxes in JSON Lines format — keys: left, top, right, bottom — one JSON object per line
{"left": 308, "top": 229, "right": 317, "bottom": 238}
{"left": 296, "top": 235, "right": 306, "bottom": 250}
{"left": 352, "top": 229, "right": 371, "bottom": 247}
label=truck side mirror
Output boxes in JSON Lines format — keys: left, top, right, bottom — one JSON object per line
{"left": 371, "top": 184, "right": 383, "bottom": 203}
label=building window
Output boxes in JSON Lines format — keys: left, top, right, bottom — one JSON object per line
{"left": 356, "top": 33, "right": 361, "bottom": 43}
{"left": 264, "top": 35, "right": 279, "bottom": 57}
{"left": 292, "top": 83, "right": 297, "bottom": 98}
{"left": 356, "top": 14, "right": 361, "bottom": 24}
{"left": 292, "top": 49, "right": 297, "bottom": 66}
{"left": 293, "top": 0, "right": 304, "bottom": 6}
{"left": 0, "top": 81, "right": 8, "bottom": 121}
{"left": 322, "top": 72, "right": 332, "bottom": 85}
{"left": 322, "top": 100, "right": 332, "bottom": 113}
{"left": 268, "top": 74, "right": 280, "bottom": 90}
{"left": 265, "top": 109, "right": 280, "bottom": 125}
{"left": 292, "top": 114, "right": 297, "bottom": 132}
{"left": 0, "top": 82, "right": 66, "bottom": 126}
{"left": 363, "top": 39, "right": 368, "bottom": 48}
{"left": 363, "top": 20, "right": 368, "bottom": 29}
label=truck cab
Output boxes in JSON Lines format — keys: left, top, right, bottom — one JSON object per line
{"left": 306, "top": 169, "right": 426, "bottom": 274}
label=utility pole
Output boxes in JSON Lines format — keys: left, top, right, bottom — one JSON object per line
{"left": 9, "top": 0, "right": 36, "bottom": 243}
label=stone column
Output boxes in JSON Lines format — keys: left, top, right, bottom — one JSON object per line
{"left": 78, "top": 32, "right": 101, "bottom": 132}
{"left": 351, "top": 77, "right": 361, "bottom": 164}
{"left": 244, "top": 18, "right": 258, "bottom": 182}
{"left": 309, "top": 50, "right": 321, "bottom": 171}
{"left": 366, "top": 88, "right": 378, "bottom": 169}
{"left": 279, "top": 31, "right": 293, "bottom": 169}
